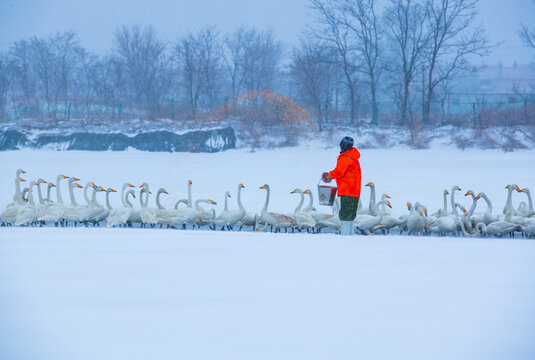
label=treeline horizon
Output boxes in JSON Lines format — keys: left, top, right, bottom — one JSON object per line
{"left": 1, "top": 0, "right": 534, "bottom": 133}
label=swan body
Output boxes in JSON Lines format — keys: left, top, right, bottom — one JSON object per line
{"left": 290, "top": 188, "right": 316, "bottom": 231}
{"left": 213, "top": 184, "right": 246, "bottom": 229}
{"left": 93, "top": 187, "right": 117, "bottom": 223}
{"left": 107, "top": 189, "right": 135, "bottom": 227}
{"left": 475, "top": 192, "right": 500, "bottom": 225}
{"left": 356, "top": 200, "right": 392, "bottom": 235}
{"left": 15, "top": 183, "right": 38, "bottom": 226}
{"left": 1, "top": 177, "right": 27, "bottom": 224}
{"left": 259, "top": 184, "right": 296, "bottom": 232}
{"left": 140, "top": 187, "right": 159, "bottom": 227}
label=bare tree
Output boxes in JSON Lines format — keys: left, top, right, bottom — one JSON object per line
{"left": 0, "top": 52, "right": 10, "bottom": 120}
{"left": 174, "top": 27, "right": 222, "bottom": 119}
{"left": 30, "top": 36, "right": 56, "bottom": 117}
{"left": 114, "top": 25, "right": 167, "bottom": 114}
{"left": 309, "top": 0, "right": 360, "bottom": 124}
{"left": 8, "top": 40, "right": 37, "bottom": 116}
{"left": 383, "top": 0, "right": 430, "bottom": 125}
{"left": 290, "top": 40, "right": 337, "bottom": 131}
{"left": 519, "top": 24, "right": 535, "bottom": 49}
{"left": 421, "top": 0, "right": 490, "bottom": 124}
{"left": 338, "top": 0, "right": 383, "bottom": 125}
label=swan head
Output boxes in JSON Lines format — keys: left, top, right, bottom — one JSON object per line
{"left": 17, "top": 169, "right": 26, "bottom": 175}
{"left": 19, "top": 177, "right": 26, "bottom": 182}
{"left": 107, "top": 188, "right": 117, "bottom": 193}
{"left": 50, "top": 183, "right": 56, "bottom": 188}
{"left": 240, "top": 184, "right": 245, "bottom": 188}
{"left": 386, "top": 201, "right": 392, "bottom": 208}
{"left": 454, "top": 186, "right": 461, "bottom": 191}
{"left": 384, "top": 194, "right": 391, "bottom": 199}
{"left": 210, "top": 200, "right": 217, "bottom": 205}
{"left": 407, "top": 202, "right": 412, "bottom": 210}
{"left": 162, "top": 189, "right": 168, "bottom": 194}
{"left": 259, "top": 184, "right": 269, "bottom": 190}
{"left": 37, "top": 178, "right": 47, "bottom": 184}
{"left": 464, "top": 190, "right": 473, "bottom": 196}
{"left": 188, "top": 180, "right": 192, "bottom": 185}
{"left": 475, "top": 193, "right": 481, "bottom": 200}
{"left": 76, "top": 183, "right": 83, "bottom": 189}
{"left": 365, "top": 182, "right": 373, "bottom": 187}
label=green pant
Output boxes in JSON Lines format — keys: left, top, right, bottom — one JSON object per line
{"left": 339, "top": 196, "right": 359, "bottom": 221}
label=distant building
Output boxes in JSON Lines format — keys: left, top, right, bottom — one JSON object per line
{"left": 477, "top": 63, "right": 535, "bottom": 94}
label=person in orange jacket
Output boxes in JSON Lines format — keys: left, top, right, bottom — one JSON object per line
{"left": 325, "top": 136, "right": 361, "bottom": 235}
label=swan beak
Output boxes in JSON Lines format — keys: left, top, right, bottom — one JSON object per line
{"left": 198, "top": 217, "right": 202, "bottom": 221}
{"left": 259, "top": 185, "right": 265, "bottom": 189}
{"left": 516, "top": 185, "right": 521, "bottom": 191}
{"left": 99, "top": 186, "right": 105, "bottom": 191}
{"left": 148, "top": 191, "right": 152, "bottom": 194}
{"left": 240, "top": 184, "right": 245, "bottom": 188}
{"left": 475, "top": 194, "right": 480, "bottom": 200}
{"left": 128, "top": 184, "right": 134, "bottom": 187}
{"left": 505, "top": 185, "right": 509, "bottom": 189}
{"left": 365, "top": 182, "right": 371, "bottom": 186}
{"left": 73, "top": 177, "right": 80, "bottom": 181}
{"left": 62, "top": 175, "right": 68, "bottom": 179}
{"left": 111, "top": 188, "right": 117, "bottom": 192}
{"left": 456, "top": 186, "right": 461, "bottom": 190}
{"left": 42, "top": 179, "right": 47, "bottom": 183}
{"left": 188, "top": 180, "right": 192, "bottom": 184}
{"left": 387, "top": 201, "right": 392, "bottom": 208}
{"left": 465, "top": 192, "right": 469, "bottom": 196}
{"left": 139, "top": 184, "right": 144, "bottom": 188}
{"left": 424, "top": 210, "right": 428, "bottom": 216}
{"left": 291, "top": 189, "right": 296, "bottom": 194}
{"left": 211, "top": 200, "right": 217, "bottom": 205}
{"left": 21, "top": 170, "right": 26, "bottom": 173}
{"left": 385, "top": 194, "right": 391, "bottom": 198}
{"left": 163, "top": 189, "right": 168, "bottom": 194}
{"left": 520, "top": 188, "right": 525, "bottom": 192}
{"left": 51, "top": 183, "right": 56, "bottom": 187}
{"left": 77, "top": 184, "right": 83, "bottom": 188}
{"left": 445, "top": 190, "right": 449, "bottom": 194}
{"left": 19, "top": 178, "right": 26, "bottom": 182}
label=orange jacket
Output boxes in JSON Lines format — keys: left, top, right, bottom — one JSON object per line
{"left": 329, "top": 147, "right": 362, "bottom": 197}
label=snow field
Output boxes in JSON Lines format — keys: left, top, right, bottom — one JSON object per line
{"left": 1, "top": 227, "right": 535, "bottom": 360}
{"left": 1, "top": 146, "right": 535, "bottom": 359}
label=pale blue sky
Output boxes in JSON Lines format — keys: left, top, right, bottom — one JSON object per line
{"left": 1, "top": 0, "right": 534, "bottom": 65}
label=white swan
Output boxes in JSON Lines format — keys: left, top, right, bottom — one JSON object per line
{"left": 518, "top": 188, "right": 533, "bottom": 216}
{"left": 358, "top": 182, "right": 376, "bottom": 215}
{"left": 175, "top": 180, "right": 193, "bottom": 209}
{"left": 450, "top": 185, "right": 462, "bottom": 217}
{"left": 107, "top": 189, "right": 136, "bottom": 227}
{"left": 428, "top": 203, "right": 471, "bottom": 236}
{"left": 12, "top": 168, "right": 26, "bottom": 203}
{"left": 213, "top": 184, "right": 246, "bottom": 230}
{"left": 140, "top": 187, "right": 159, "bottom": 227}
{"left": 406, "top": 202, "right": 426, "bottom": 235}
{"left": 302, "top": 189, "right": 317, "bottom": 212}
{"left": 61, "top": 178, "right": 85, "bottom": 226}
{"left": 475, "top": 211, "right": 520, "bottom": 237}
{"left": 259, "top": 184, "right": 296, "bottom": 232}
{"left": 503, "top": 184, "right": 521, "bottom": 216}
{"left": 36, "top": 174, "right": 69, "bottom": 225}
{"left": 475, "top": 192, "right": 500, "bottom": 225}
{"left": 432, "top": 189, "right": 449, "bottom": 217}
{"left": 93, "top": 187, "right": 117, "bottom": 224}
{"left": 356, "top": 199, "right": 392, "bottom": 235}
{"left": 290, "top": 188, "right": 316, "bottom": 231}
{"left": 1, "top": 176, "right": 27, "bottom": 225}
{"left": 15, "top": 182, "right": 38, "bottom": 226}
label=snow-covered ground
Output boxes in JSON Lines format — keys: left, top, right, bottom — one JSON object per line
{"left": 1, "top": 146, "right": 535, "bottom": 359}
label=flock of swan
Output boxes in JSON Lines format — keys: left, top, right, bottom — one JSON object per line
{"left": 1, "top": 169, "right": 535, "bottom": 238}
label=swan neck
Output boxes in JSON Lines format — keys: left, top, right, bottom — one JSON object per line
{"left": 468, "top": 194, "right": 477, "bottom": 215}
{"left": 36, "top": 182, "right": 45, "bottom": 205}
{"left": 105, "top": 191, "right": 113, "bottom": 210}
{"left": 369, "top": 184, "right": 376, "bottom": 215}
{"left": 56, "top": 175, "right": 64, "bottom": 205}
{"left": 125, "top": 192, "right": 134, "bottom": 208}
{"left": 237, "top": 185, "right": 244, "bottom": 211}
{"left": 84, "top": 182, "right": 92, "bottom": 205}
{"left": 188, "top": 182, "right": 192, "bottom": 207}
{"left": 46, "top": 184, "right": 53, "bottom": 202}
{"left": 262, "top": 187, "right": 270, "bottom": 214}
{"left": 14, "top": 178, "right": 23, "bottom": 204}
{"left": 295, "top": 191, "right": 304, "bottom": 213}
{"left": 224, "top": 193, "right": 229, "bottom": 211}
{"left": 156, "top": 190, "right": 165, "bottom": 210}
{"left": 69, "top": 180, "right": 78, "bottom": 206}
{"left": 443, "top": 192, "right": 448, "bottom": 213}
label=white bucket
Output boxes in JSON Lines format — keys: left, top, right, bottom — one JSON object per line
{"left": 318, "top": 180, "right": 337, "bottom": 206}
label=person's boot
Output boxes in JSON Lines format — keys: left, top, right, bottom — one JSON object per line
{"left": 340, "top": 221, "right": 353, "bottom": 235}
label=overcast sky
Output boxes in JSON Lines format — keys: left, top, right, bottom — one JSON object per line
{"left": 1, "top": 0, "right": 534, "bottom": 65}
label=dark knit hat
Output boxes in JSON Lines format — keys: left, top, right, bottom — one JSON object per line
{"left": 340, "top": 136, "right": 354, "bottom": 153}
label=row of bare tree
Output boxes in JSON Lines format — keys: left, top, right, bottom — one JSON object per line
{"left": 0, "top": 0, "right": 533, "bottom": 130}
